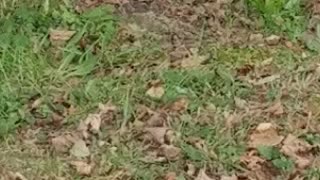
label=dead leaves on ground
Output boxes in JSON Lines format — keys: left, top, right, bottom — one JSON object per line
{"left": 49, "top": 102, "right": 117, "bottom": 176}
{"left": 49, "top": 29, "right": 76, "bottom": 46}
{"left": 249, "top": 123, "right": 284, "bottom": 148}
{"left": 243, "top": 122, "right": 316, "bottom": 179}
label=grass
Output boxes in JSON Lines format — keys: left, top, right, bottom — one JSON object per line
{"left": 0, "top": 0, "right": 320, "bottom": 179}
{"left": 246, "top": 0, "right": 308, "bottom": 40}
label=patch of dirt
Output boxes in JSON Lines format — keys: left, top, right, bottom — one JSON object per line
{"left": 117, "top": 0, "right": 254, "bottom": 48}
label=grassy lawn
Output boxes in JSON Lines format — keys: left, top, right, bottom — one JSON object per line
{"left": 0, "top": 0, "right": 320, "bottom": 179}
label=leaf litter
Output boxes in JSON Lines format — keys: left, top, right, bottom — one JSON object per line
{"left": 4, "top": 0, "right": 320, "bottom": 179}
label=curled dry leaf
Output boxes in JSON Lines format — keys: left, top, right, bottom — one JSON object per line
{"left": 251, "top": 74, "right": 280, "bottom": 85}
{"left": 145, "top": 127, "right": 168, "bottom": 144}
{"left": 70, "top": 161, "right": 94, "bottom": 176}
{"left": 281, "top": 134, "right": 313, "bottom": 169}
{"left": 221, "top": 175, "right": 238, "bottom": 180}
{"left": 78, "top": 113, "right": 102, "bottom": 138}
{"left": 8, "top": 172, "right": 28, "bottom": 180}
{"left": 180, "top": 48, "right": 208, "bottom": 68}
{"left": 249, "top": 123, "right": 284, "bottom": 148}
{"left": 51, "top": 134, "right": 76, "bottom": 153}
{"left": 146, "top": 112, "right": 167, "bottom": 127}
{"left": 49, "top": 29, "right": 76, "bottom": 46}
{"left": 240, "top": 150, "right": 278, "bottom": 180}
{"left": 167, "top": 98, "right": 189, "bottom": 113}
{"left": 70, "top": 139, "right": 90, "bottom": 158}
{"left": 165, "top": 172, "right": 177, "bottom": 180}
{"left": 160, "top": 144, "right": 181, "bottom": 161}
{"left": 186, "top": 163, "right": 196, "bottom": 176}
{"left": 195, "top": 169, "right": 215, "bottom": 180}
{"left": 146, "top": 84, "right": 165, "bottom": 99}
{"left": 264, "top": 101, "right": 284, "bottom": 116}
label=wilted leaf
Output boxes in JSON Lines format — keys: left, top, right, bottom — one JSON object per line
{"left": 50, "top": 29, "right": 76, "bottom": 46}
{"left": 70, "top": 161, "right": 94, "bottom": 176}
{"left": 195, "top": 169, "right": 215, "bottom": 180}
{"left": 167, "top": 98, "right": 189, "bottom": 113}
{"left": 86, "top": 114, "right": 101, "bottom": 134}
{"left": 145, "top": 127, "right": 168, "bottom": 144}
{"left": 160, "top": 144, "right": 181, "bottom": 161}
{"left": 221, "top": 175, "right": 238, "bottom": 180}
{"left": 7, "top": 172, "right": 28, "bottom": 180}
{"left": 51, "top": 134, "right": 75, "bottom": 153}
{"left": 70, "top": 139, "right": 90, "bottom": 158}
{"left": 281, "top": 134, "right": 313, "bottom": 169}
{"left": 264, "top": 101, "right": 284, "bottom": 116}
{"left": 249, "top": 123, "right": 284, "bottom": 148}
{"left": 181, "top": 48, "right": 208, "bottom": 68}
{"left": 146, "top": 85, "right": 165, "bottom": 99}
{"left": 186, "top": 163, "right": 196, "bottom": 176}
{"left": 252, "top": 74, "right": 280, "bottom": 85}
{"left": 165, "top": 172, "right": 177, "bottom": 180}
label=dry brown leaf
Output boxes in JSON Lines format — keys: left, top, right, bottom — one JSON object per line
{"left": 186, "top": 163, "right": 196, "bottom": 176}
{"left": 167, "top": 98, "right": 189, "bottom": 113}
{"left": 240, "top": 150, "right": 279, "bottom": 180}
{"left": 78, "top": 113, "right": 102, "bottom": 138}
{"left": 145, "top": 127, "right": 168, "bottom": 144}
{"left": 195, "top": 169, "right": 215, "bottom": 180}
{"left": 264, "top": 101, "right": 284, "bottom": 116}
{"left": 146, "top": 112, "right": 167, "bottom": 127}
{"left": 70, "top": 139, "right": 90, "bottom": 158}
{"left": 249, "top": 123, "right": 284, "bottom": 148}
{"left": 281, "top": 134, "right": 313, "bottom": 169}
{"left": 265, "top": 35, "right": 281, "bottom": 45}
{"left": 181, "top": 48, "right": 208, "bottom": 68}
{"left": 165, "top": 172, "right": 177, "bottom": 180}
{"left": 251, "top": 74, "right": 280, "bottom": 85}
{"left": 51, "top": 134, "right": 75, "bottom": 153}
{"left": 8, "top": 172, "right": 28, "bottom": 180}
{"left": 30, "top": 97, "right": 42, "bottom": 109}
{"left": 146, "top": 85, "right": 165, "bottom": 99}
{"left": 49, "top": 29, "right": 76, "bottom": 46}
{"left": 70, "top": 161, "right": 94, "bottom": 176}
{"left": 160, "top": 144, "right": 181, "bottom": 161}
{"left": 86, "top": 114, "right": 101, "bottom": 134}
{"left": 221, "top": 175, "right": 238, "bottom": 180}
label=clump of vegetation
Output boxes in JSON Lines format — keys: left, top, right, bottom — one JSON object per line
{"left": 247, "top": 0, "right": 308, "bottom": 39}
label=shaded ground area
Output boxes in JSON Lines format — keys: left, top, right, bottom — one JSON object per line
{"left": 1, "top": 0, "right": 320, "bottom": 179}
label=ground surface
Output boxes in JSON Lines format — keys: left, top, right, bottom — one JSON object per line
{"left": 1, "top": 0, "right": 320, "bottom": 179}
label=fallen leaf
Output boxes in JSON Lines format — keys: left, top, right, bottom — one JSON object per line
{"left": 186, "top": 163, "right": 196, "bottom": 176}
{"left": 264, "top": 101, "right": 284, "bottom": 116}
{"left": 86, "top": 114, "right": 101, "bottom": 134}
{"left": 165, "top": 172, "right": 177, "bottom": 180}
{"left": 221, "top": 175, "right": 238, "bottom": 180}
{"left": 240, "top": 150, "right": 279, "bottom": 180}
{"left": 30, "top": 97, "right": 42, "bottom": 109}
{"left": 181, "top": 48, "right": 208, "bottom": 68}
{"left": 167, "top": 98, "right": 189, "bottom": 113}
{"left": 145, "top": 127, "right": 168, "bottom": 144}
{"left": 70, "top": 139, "right": 90, "bottom": 158}
{"left": 49, "top": 29, "right": 76, "bottom": 46}
{"left": 78, "top": 113, "right": 102, "bottom": 138}
{"left": 51, "top": 134, "right": 75, "bottom": 153}
{"left": 70, "top": 161, "right": 94, "bottom": 176}
{"left": 146, "top": 85, "right": 165, "bottom": 99}
{"left": 265, "top": 35, "right": 280, "bottom": 45}
{"left": 160, "top": 144, "right": 181, "bottom": 161}
{"left": 251, "top": 74, "right": 280, "bottom": 85}
{"left": 249, "top": 123, "right": 284, "bottom": 148}
{"left": 195, "top": 169, "right": 214, "bottom": 180}
{"left": 146, "top": 112, "right": 167, "bottom": 127}
{"left": 8, "top": 172, "right": 28, "bottom": 180}
{"left": 281, "top": 134, "right": 313, "bottom": 169}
